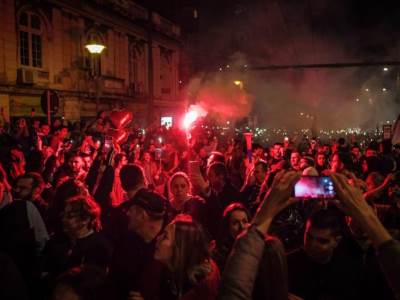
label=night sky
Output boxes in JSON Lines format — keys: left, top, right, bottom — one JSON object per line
{"left": 142, "top": 0, "right": 400, "bottom": 130}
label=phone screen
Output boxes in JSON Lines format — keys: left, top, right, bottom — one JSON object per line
{"left": 103, "top": 136, "right": 113, "bottom": 153}
{"left": 155, "top": 148, "right": 163, "bottom": 160}
{"left": 294, "top": 176, "right": 336, "bottom": 199}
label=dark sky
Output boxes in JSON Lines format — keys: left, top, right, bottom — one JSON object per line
{"left": 141, "top": 0, "right": 400, "bottom": 130}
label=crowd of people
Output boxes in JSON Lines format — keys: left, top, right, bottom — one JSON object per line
{"left": 0, "top": 111, "right": 399, "bottom": 300}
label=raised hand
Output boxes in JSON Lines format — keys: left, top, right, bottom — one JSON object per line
{"left": 253, "top": 171, "right": 301, "bottom": 234}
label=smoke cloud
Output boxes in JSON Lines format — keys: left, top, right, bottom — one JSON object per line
{"left": 187, "top": 0, "right": 400, "bottom": 131}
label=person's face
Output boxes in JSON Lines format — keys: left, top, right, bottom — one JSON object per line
{"left": 59, "top": 128, "right": 69, "bottom": 139}
{"left": 13, "top": 178, "right": 34, "bottom": 200}
{"left": 253, "top": 164, "right": 267, "bottom": 185}
{"left": 299, "top": 158, "right": 309, "bottom": 170}
{"left": 171, "top": 176, "right": 190, "bottom": 202}
{"left": 272, "top": 145, "right": 283, "bottom": 160}
{"left": 254, "top": 148, "right": 264, "bottom": 158}
{"left": 144, "top": 152, "right": 151, "bottom": 162}
{"left": 41, "top": 125, "right": 50, "bottom": 136}
{"left": 82, "top": 156, "right": 93, "bottom": 171}
{"left": 304, "top": 223, "right": 340, "bottom": 263}
{"left": 120, "top": 156, "right": 128, "bottom": 167}
{"left": 331, "top": 154, "right": 343, "bottom": 173}
{"left": 317, "top": 154, "right": 326, "bottom": 167}
{"left": 351, "top": 147, "right": 360, "bottom": 159}
{"left": 154, "top": 223, "right": 175, "bottom": 264}
{"left": 208, "top": 169, "right": 225, "bottom": 191}
{"left": 33, "top": 120, "right": 40, "bottom": 129}
{"left": 69, "top": 157, "right": 83, "bottom": 174}
{"left": 228, "top": 210, "right": 249, "bottom": 239}
{"left": 365, "top": 176, "right": 378, "bottom": 191}
{"left": 365, "top": 149, "right": 377, "bottom": 157}
{"left": 18, "top": 118, "right": 26, "bottom": 128}
{"left": 62, "top": 204, "right": 88, "bottom": 236}
{"left": 290, "top": 153, "right": 301, "bottom": 168}
{"left": 52, "top": 284, "right": 79, "bottom": 300}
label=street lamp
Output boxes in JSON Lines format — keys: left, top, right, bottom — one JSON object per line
{"left": 85, "top": 39, "right": 105, "bottom": 112}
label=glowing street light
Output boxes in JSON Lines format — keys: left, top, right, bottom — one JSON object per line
{"left": 383, "top": 67, "right": 389, "bottom": 72}
{"left": 382, "top": 88, "right": 387, "bottom": 92}
{"left": 365, "top": 88, "right": 369, "bottom": 92}
{"left": 234, "top": 80, "right": 244, "bottom": 89}
{"left": 85, "top": 37, "right": 105, "bottom": 112}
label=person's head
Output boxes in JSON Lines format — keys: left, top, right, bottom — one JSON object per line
{"left": 52, "top": 266, "right": 110, "bottom": 300}
{"left": 40, "top": 123, "right": 50, "bottom": 136}
{"left": 169, "top": 172, "right": 192, "bottom": 203}
{"left": 365, "top": 147, "right": 377, "bottom": 158}
{"left": 143, "top": 151, "right": 152, "bottom": 162}
{"left": 61, "top": 195, "right": 101, "bottom": 238}
{"left": 154, "top": 214, "right": 210, "bottom": 291}
{"left": 351, "top": 145, "right": 361, "bottom": 160}
{"left": 80, "top": 154, "right": 93, "bottom": 172}
{"left": 272, "top": 143, "right": 283, "bottom": 160}
{"left": 300, "top": 156, "right": 314, "bottom": 171}
{"left": 365, "top": 172, "right": 384, "bottom": 192}
{"left": 330, "top": 153, "right": 344, "bottom": 173}
{"left": 68, "top": 154, "right": 84, "bottom": 175}
{"left": 304, "top": 208, "right": 344, "bottom": 264}
{"left": 114, "top": 153, "right": 127, "bottom": 169}
{"left": 290, "top": 151, "right": 301, "bottom": 170}
{"left": 126, "top": 189, "right": 166, "bottom": 239}
{"left": 17, "top": 118, "right": 27, "bottom": 129}
{"left": 13, "top": 172, "right": 44, "bottom": 201}
{"left": 316, "top": 153, "right": 326, "bottom": 167}
{"left": 253, "top": 144, "right": 264, "bottom": 158}
{"left": 58, "top": 126, "right": 69, "bottom": 139}
{"left": 221, "top": 202, "right": 250, "bottom": 240}
{"left": 254, "top": 160, "right": 268, "bottom": 185}
{"left": 361, "top": 156, "right": 380, "bottom": 175}
{"left": 120, "top": 164, "right": 146, "bottom": 193}
{"left": 207, "top": 151, "right": 225, "bottom": 167}
{"left": 207, "top": 162, "right": 228, "bottom": 192}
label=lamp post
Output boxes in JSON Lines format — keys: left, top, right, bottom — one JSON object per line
{"left": 85, "top": 41, "right": 105, "bottom": 113}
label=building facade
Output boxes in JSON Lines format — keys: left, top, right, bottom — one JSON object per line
{"left": 0, "top": 0, "right": 183, "bottom": 125}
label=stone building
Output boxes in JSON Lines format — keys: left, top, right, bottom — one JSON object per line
{"left": 0, "top": 0, "right": 183, "bottom": 125}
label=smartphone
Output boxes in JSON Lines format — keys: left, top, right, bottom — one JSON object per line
{"left": 294, "top": 176, "right": 336, "bottom": 199}
{"left": 155, "top": 148, "right": 163, "bottom": 160}
{"left": 103, "top": 136, "right": 113, "bottom": 153}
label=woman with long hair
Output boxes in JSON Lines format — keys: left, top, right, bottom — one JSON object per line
{"left": 212, "top": 203, "right": 250, "bottom": 272}
{"left": 167, "top": 172, "right": 206, "bottom": 226}
{"left": 153, "top": 214, "right": 220, "bottom": 300}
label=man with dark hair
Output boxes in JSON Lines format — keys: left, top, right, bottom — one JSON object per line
{"left": 200, "top": 162, "right": 240, "bottom": 239}
{"left": 109, "top": 189, "right": 167, "bottom": 300}
{"left": 119, "top": 164, "right": 146, "bottom": 198}
{"left": 287, "top": 208, "right": 362, "bottom": 300}
{"left": 104, "top": 163, "right": 147, "bottom": 242}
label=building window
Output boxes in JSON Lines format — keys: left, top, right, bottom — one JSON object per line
{"left": 18, "top": 11, "right": 43, "bottom": 68}
{"left": 128, "top": 40, "right": 146, "bottom": 95}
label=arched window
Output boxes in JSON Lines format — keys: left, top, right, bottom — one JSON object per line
{"left": 18, "top": 11, "right": 43, "bottom": 68}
